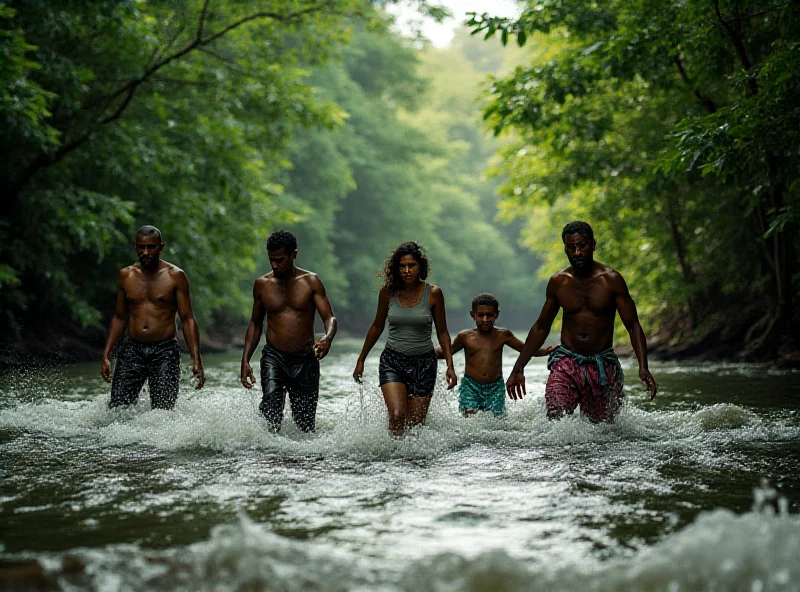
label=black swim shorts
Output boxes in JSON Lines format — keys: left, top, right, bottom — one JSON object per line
{"left": 259, "top": 343, "right": 320, "bottom": 432}
{"left": 109, "top": 337, "right": 181, "bottom": 410}
{"left": 378, "top": 347, "right": 437, "bottom": 397}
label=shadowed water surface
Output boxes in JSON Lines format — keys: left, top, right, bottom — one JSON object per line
{"left": 1, "top": 338, "right": 799, "bottom": 591}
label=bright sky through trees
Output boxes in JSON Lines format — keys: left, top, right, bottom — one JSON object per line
{"left": 387, "top": 0, "right": 520, "bottom": 47}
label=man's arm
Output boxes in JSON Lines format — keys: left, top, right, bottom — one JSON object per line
{"left": 613, "top": 272, "right": 657, "bottom": 399}
{"left": 505, "top": 330, "right": 553, "bottom": 356}
{"left": 241, "top": 279, "right": 267, "bottom": 389}
{"left": 310, "top": 274, "right": 337, "bottom": 360}
{"left": 100, "top": 271, "right": 129, "bottom": 382}
{"left": 506, "top": 276, "right": 561, "bottom": 400}
{"left": 175, "top": 269, "right": 205, "bottom": 389}
{"left": 435, "top": 332, "right": 464, "bottom": 360}
{"left": 430, "top": 285, "right": 457, "bottom": 390}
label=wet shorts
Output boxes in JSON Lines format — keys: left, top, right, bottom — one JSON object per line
{"left": 545, "top": 350, "right": 624, "bottom": 423}
{"left": 109, "top": 337, "right": 181, "bottom": 410}
{"left": 378, "top": 347, "right": 437, "bottom": 397}
{"left": 260, "top": 343, "right": 320, "bottom": 432}
{"left": 459, "top": 375, "right": 506, "bottom": 416}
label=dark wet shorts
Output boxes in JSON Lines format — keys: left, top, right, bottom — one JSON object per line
{"left": 378, "top": 347, "right": 437, "bottom": 397}
{"left": 260, "top": 343, "right": 320, "bottom": 432}
{"left": 109, "top": 337, "right": 181, "bottom": 410}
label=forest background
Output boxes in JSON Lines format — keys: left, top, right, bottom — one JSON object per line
{"left": 1, "top": 0, "right": 798, "bottom": 366}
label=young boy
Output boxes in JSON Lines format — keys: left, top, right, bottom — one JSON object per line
{"left": 436, "top": 293, "right": 552, "bottom": 417}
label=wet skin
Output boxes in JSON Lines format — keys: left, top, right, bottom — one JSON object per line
{"left": 353, "top": 254, "right": 457, "bottom": 437}
{"left": 507, "top": 233, "right": 657, "bottom": 401}
{"left": 438, "top": 305, "right": 554, "bottom": 384}
{"left": 100, "top": 233, "right": 205, "bottom": 388}
{"left": 437, "top": 305, "right": 552, "bottom": 415}
{"left": 240, "top": 248, "right": 337, "bottom": 389}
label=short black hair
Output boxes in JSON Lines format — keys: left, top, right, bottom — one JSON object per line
{"left": 267, "top": 229, "right": 297, "bottom": 253}
{"left": 472, "top": 293, "right": 499, "bottom": 312}
{"left": 561, "top": 221, "right": 594, "bottom": 243}
{"left": 136, "top": 225, "right": 162, "bottom": 241}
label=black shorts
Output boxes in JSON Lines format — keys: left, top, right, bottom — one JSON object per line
{"left": 109, "top": 337, "right": 181, "bottom": 410}
{"left": 259, "top": 343, "right": 320, "bottom": 432}
{"left": 379, "top": 347, "right": 437, "bottom": 397}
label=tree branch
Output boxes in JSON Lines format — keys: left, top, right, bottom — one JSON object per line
{"left": 673, "top": 52, "right": 717, "bottom": 113}
{"left": 10, "top": 0, "right": 340, "bottom": 197}
{"left": 712, "top": 0, "right": 759, "bottom": 95}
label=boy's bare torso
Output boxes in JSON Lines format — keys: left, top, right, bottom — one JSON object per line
{"left": 460, "top": 327, "right": 513, "bottom": 384}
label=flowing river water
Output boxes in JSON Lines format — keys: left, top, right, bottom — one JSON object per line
{"left": 1, "top": 337, "right": 799, "bottom": 591}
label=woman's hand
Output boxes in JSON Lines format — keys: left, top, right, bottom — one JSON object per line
{"left": 353, "top": 359, "right": 365, "bottom": 384}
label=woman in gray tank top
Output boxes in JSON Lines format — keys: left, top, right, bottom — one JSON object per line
{"left": 353, "top": 242, "right": 457, "bottom": 437}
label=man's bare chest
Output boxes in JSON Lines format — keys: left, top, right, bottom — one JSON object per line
{"left": 125, "top": 276, "right": 175, "bottom": 306}
{"left": 261, "top": 283, "right": 313, "bottom": 315}
{"left": 558, "top": 279, "right": 614, "bottom": 314}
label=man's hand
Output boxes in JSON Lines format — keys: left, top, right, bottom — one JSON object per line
{"left": 506, "top": 370, "right": 526, "bottom": 400}
{"left": 101, "top": 356, "right": 112, "bottom": 383}
{"left": 241, "top": 362, "right": 255, "bottom": 389}
{"left": 193, "top": 361, "right": 205, "bottom": 390}
{"left": 640, "top": 368, "right": 657, "bottom": 399}
{"left": 445, "top": 366, "right": 457, "bottom": 390}
{"left": 353, "top": 359, "right": 365, "bottom": 384}
{"left": 313, "top": 336, "right": 332, "bottom": 360}
{"left": 535, "top": 345, "right": 557, "bottom": 357}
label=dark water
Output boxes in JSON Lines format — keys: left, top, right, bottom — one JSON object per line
{"left": 1, "top": 338, "right": 799, "bottom": 591}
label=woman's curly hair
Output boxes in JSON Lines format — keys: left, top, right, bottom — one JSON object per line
{"left": 380, "top": 241, "right": 429, "bottom": 295}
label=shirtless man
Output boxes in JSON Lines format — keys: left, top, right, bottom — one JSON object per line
{"left": 240, "top": 230, "right": 337, "bottom": 432}
{"left": 507, "top": 221, "right": 657, "bottom": 422}
{"left": 101, "top": 226, "right": 205, "bottom": 410}
{"left": 437, "top": 293, "right": 551, "bottom": 417}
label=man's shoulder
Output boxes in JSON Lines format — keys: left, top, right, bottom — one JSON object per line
{"left": 549, "top": 267, "right": 574, "bottom": 285}
{"left": 595, "top": 262, "right": 623, "bottom": 283}
{"left": 296, "top": 268, "right": 322, "bottom": 285}
{"left": 162, "top": 261, "right": 189, "bottom": 285}
{"left": 163, "top": 260, "right": 185, "bottom": 276}
{"left": 118, "top": 264, "right": 138, "bottom": 278}
{"left": 254, "top": 273, "right": 274, "bottom": 290}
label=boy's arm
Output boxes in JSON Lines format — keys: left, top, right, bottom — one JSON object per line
{"left": 436, "top": 332, "right": 464, "bottom": 359}
{"left": 505, "top": 330, "right": 553, "bottom": 356}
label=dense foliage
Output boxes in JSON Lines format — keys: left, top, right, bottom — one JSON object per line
{"left": 278, "top": 28, "right": 544, "bottom": 330}
{"left": 1, "top": 0, "right": 539, "bottom": 344}
{"left": 470, "top": 0, "right": 799, "bottom": 357}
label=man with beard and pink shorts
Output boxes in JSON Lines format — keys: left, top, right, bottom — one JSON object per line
{"left": 506, "top": 221, "right": 657, "bottom": 422}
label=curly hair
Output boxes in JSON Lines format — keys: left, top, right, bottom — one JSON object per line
{"left": 472, "top": 293, "right": 499, "bottom": 312}
{"left": 266, "top": 229, "right": 297, "bottom": 253}
{"left": 381, "top": 241, "right": 429, "bottom": 295}
{"left": 561, "top": 221, "right": 594, "bottom": 243}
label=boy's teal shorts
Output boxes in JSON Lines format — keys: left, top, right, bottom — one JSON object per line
{"left": 459, "top": 375, "right": 506, "bottom": 416}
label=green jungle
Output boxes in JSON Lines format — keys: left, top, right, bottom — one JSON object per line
{"left": 2, "top": 0, "right": 799, "bottom": 365}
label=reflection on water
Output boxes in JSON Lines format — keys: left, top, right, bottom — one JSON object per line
{"left": 1, "top": 338, "right": 799, "bottom": 591}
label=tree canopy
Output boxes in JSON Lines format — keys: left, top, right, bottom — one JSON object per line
{"left": 468, "top": 0, "right": 799, "bottom": 357}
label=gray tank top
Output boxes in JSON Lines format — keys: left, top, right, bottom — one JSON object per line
{"left": 386, "top": 283, "right": 434, "bottom": 355}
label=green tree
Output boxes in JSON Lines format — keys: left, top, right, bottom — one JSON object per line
{"left": 468, "top": 1, "right": 800, "bottom": 357}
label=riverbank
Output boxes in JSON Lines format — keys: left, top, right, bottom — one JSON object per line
{"left": 3, "top": 310, "right": 799, "bottom": 372}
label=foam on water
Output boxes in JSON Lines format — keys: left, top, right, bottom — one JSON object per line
{"left": 0, "top": 380, "right": 795, "bottom": 461}
{"left": 30, "top": 487, "right": 800, "bottom": 592}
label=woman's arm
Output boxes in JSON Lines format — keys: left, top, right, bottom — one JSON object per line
{"left": 353, "top": 288, "right": 390, "bottom": 383}
{"left": 430, "top": 285, "right": 457, "bottom": 390}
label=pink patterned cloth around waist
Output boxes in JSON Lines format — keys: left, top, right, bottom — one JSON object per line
{"left": 544, "top": 347, "right": 624, "bottom": 422}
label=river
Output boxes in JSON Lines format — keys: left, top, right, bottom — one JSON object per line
{"left": 1, "top": 337, "right": 799, "bottom": 591}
